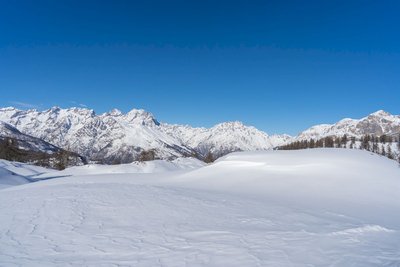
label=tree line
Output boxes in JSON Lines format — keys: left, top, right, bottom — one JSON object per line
{"left": 0, "top": 137, "right": 85, "bottom": 170}
{"left": 278, "top": 134, "right": 400, "bottom": 163}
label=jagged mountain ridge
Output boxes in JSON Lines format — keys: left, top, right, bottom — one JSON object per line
{"left": 0, "top": 107, "right": 289, "bottom": 163}
{"left": 1, "top": 107, "right": 398, "bottom": 164}
{"left": 296, "top": 110, "right": 400, "bottom": 141}
{"left": 0, "top": 107, "right": 192, "bottom": 163}
{"left": 162, "top": 121, "right": 292, "bottom": 158}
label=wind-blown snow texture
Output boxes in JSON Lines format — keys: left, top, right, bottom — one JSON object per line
{"left": 0, "top": 149, "right": 399, "bottom": 266}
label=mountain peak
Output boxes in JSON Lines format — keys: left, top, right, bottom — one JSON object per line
{"left": 66, "top": 107, "right": 96, "bottom": 117}
{"left": 106, "top": 108, "right": 123, "bottom": 116}
{"left": 125, "top": 108, "right": 160, "bottom": 126}
{"left": 0, "top": 107, "right": 19, "bottom": 112}
{"left": 48, "top": 106, "right": 61, "bottom": 112}
{"left": 297, "top": 110, "right": 399, "bottom": 140}
{"left": 370, "top": 110, "right": 390, "bottom": 117}
{"left": 214, "top": 121, "right": 246, "bottom": 129}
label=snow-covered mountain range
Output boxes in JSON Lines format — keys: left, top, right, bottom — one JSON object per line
{"left": 161, "top": 121, "right": 292, "bottom": 158}
{"left": 296, "top": 110, "right": 400, "bottom": 141}
{"left": 0, "top": 106, "right": 399, "bottom": 164}
{"left": 0, "top": 107, "right": 290, "bottom": 163}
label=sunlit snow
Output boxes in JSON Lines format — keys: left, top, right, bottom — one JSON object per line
{"left": 0, "top": 149, "right": 399, "bottom": 266}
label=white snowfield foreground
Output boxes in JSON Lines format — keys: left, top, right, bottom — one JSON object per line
{"left": 0, "top": 149, "right": 400, "bottom": 266}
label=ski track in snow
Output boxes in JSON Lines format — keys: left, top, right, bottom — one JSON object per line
{"left": 0, "top": 149, "right": 400, "bottom": 266}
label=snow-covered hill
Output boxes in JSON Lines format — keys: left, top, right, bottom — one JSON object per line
{"left": 0, "top": 166, "right": 29, "bottom": 189}
{"left": 296, "top": 110, "right": 400, "bottom": 140}
{"left": 0, "top": 149, "right": 399, "bottom": 266}
{"left": 0, "top": 159, "right": 52, "bottom": 189}
{"left": 0, "top": 107, "right": 290, "bottom": 163}
{"left": 34, "top": 157, "right": 205, "bottom": 179}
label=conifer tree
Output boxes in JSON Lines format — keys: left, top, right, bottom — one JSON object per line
{"left": 309, "top": 139, "right": 315, "bottom": 149}
{"left": 335, "top": 137, "right": 341, "bottom": 148}
{"left": 387, "top": 145, "right": 393, "bottom": 159}
{"left": 381, "top": 146, "right": 386, "bottom": 157}
{"left": 316, "top": 139, "right": 324, "bottom": 148}
{"left": 341, "top": 134, "right": 348, "bottom": 148}
{"left": 204, "top": 152, "right": 214, "bottom": 163}
{"left": 397, "top": 134, "right": 400, "bottom": 151}
{"left": 350, "top": 136, "right": 356, "bottom": 149}
{"left": 324, "top": 137, "right": 334, "bottom": 148}
{"left": 372, "top": 142, "right": 378, "bottom": 153}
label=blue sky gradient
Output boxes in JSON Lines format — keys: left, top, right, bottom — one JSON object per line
{"left": 1, "top": 0, "right": 399, "bottom": 135}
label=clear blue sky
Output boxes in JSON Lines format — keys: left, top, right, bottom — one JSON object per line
{"left": 1, "top": 0, "right": 399, "bottom": 135}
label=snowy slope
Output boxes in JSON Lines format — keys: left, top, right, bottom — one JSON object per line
{"left": 0, "top": 121, "right": 60, "bottom": 153}
{"left": 0, "top": 149, "right": 399, "bottom": 266}
{"left": 0, "top": 107, "right": 290, "bottom": 162}
{"left": 0, "top": 160, "right": 51, "bottom": 189}
{"left": 296, "top": 110, "right": 400, "bottom": 140}
{"left": 0, "top": 167, "right": 29, "bottom": 189}
{"left": 0, "top": 159, "right": 52, "bottom": 177}
{"left": 34, "top": 157, "right": 205, "bottom": 179}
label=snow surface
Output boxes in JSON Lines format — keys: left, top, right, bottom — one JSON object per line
{"left": 0, "top": 160, "right": 52, "bottom": 189}
{"left": 34, "top": 157, "right": 205, "bottom": 180}
{"left": 0, "top": 149, "right": 400, "bottom": 266}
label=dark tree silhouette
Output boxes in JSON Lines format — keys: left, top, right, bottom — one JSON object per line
{"left": 204, "top": 152, "right": 215, "bottom": 163}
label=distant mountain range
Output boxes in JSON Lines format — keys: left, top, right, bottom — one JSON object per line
{"left": 296, "top": 110, "right": 400, "bottom": 141}
{"left": 0, "top": 107, "right": 399, "bottom": 164}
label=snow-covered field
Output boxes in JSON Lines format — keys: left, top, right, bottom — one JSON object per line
{"left": 0, "top": 149, "right": 400, "bottom": 266}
